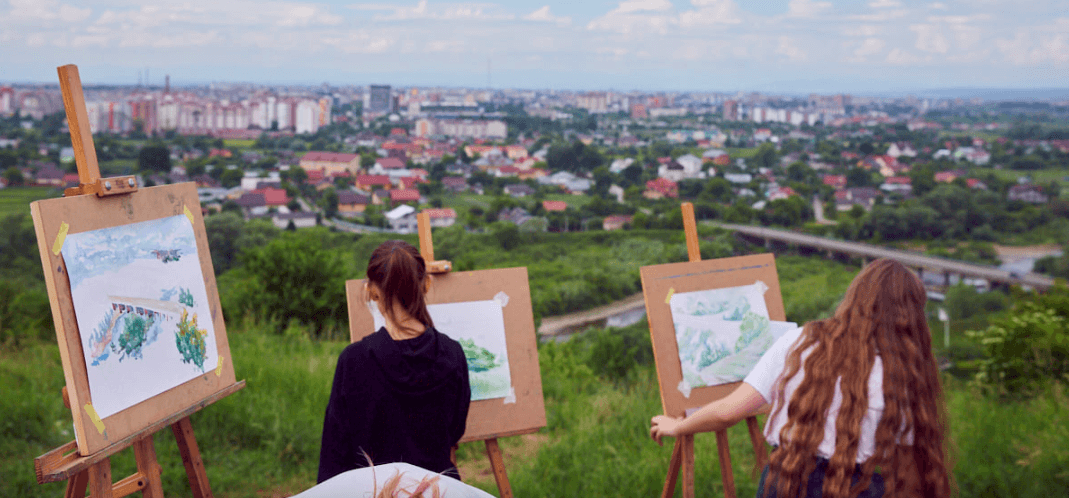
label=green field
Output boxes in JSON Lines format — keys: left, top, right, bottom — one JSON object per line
{"left": 973, "top": 166, "right": 1069, "bottom": 197}
{"left": 223, "top": 139, "right": 257, "bottom": 149}
{"left": 0, "top": 187, "right": 60, "bottom": 217}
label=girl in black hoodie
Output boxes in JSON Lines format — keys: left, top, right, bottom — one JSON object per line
{"left": 317, "top": 240, "right": 470, "bottom": 483}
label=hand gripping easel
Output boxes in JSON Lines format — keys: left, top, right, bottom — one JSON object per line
{"left": 31, "top": 64, "right": 245, "bottom": 498}
{"left": 415, "top": 212, "right": 516, "bottom": 498}
{"left": 658, "top": 202, "right": 770, "bottom": 498}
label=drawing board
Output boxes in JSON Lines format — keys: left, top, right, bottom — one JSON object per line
{"left": 31, "top": 182, "right": 237, "bottom": 455}
{"left": 641, "top": 253, "right": 785, "bottom": 418}
{"left": 347, "top": 267, "right": 546, "bottom": 443}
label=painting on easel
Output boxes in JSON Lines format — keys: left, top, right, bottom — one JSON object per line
{"left": 63, "top": 214, "right": 219, "bottom": 419}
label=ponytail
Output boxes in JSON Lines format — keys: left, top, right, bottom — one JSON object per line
{"left": 366, "top": 240, "right": 434, "bottom": 332}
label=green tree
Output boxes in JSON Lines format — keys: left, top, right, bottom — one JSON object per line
{"left": 137, "top": 143, "right": 171, "bottom": 172}
{"left": 3, "top": 166, "right": 24, "bottom": 186}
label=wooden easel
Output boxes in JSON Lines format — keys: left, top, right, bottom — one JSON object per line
{"left": 660, "top": 202, "right": 769, "bottom": 498}
{"left": 415, "top": 212, "right": 514, "bottom": 498}
{"left": 32, "top": 64, "right": 245, "bottom": 498}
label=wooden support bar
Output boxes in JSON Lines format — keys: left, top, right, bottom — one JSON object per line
{"left": 110, "top": 472, "right": 148, "bottom": 498}
{"left": 745, "top": 416, "right": 768, "bottom": 469}
{"left": 56, "top": 64, "right": 100, "bottom": 185}
{"left": 172, "top": 417, "right": 213, "bottom": 498}
{"left": 715, "top": 430, "right": 736, "bottom": 498}
{"left": 484, "top": 438, "right": 513, "bottom": 498}
{"left": 661, "top": 439, "right": 684, "bottom": 498}
{"left": 681, "top": 435, "right": 695, "bottom": 498}
{"left": 132, "top": 436, "right": 164, "bottom": 498}
{"left": 64, "top": 470, "right": 88, "bottom": 498}
{"left": 417, "top": 212, "right": 434, "bottom": 262}
{"left": 681, "top": 202, "right": 701, "bottom": 262}
{"left": 87, "top": 460, "right": 113, "bottom": 498}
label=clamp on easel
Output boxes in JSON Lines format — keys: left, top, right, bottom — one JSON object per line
{"left": 660, "top": 202, "right": 769, "bottom": 498}
{"left": 415, "top": 212, "right": 514, "bottom": 498}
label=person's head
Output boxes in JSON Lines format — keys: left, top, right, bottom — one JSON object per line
{"left": 365, "top": 240, "right": 434, "bottom": 332}
{"left": 766, "top": 258, "right": 950, "bottom": 498}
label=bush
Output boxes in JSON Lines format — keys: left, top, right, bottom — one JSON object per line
{"left": 944, "top": 284, "right": 1009, "bottom": 320}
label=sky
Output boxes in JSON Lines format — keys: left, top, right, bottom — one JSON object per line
{"left": 1, "top": 0, "right": 1067, "bottom": 94}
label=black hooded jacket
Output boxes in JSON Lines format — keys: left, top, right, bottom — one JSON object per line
{"left": 317, "top": 326, "right": 470, "bottom": 483}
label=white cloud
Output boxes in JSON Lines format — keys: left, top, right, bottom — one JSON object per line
{"left": 787, "top": 0, "right": 832, "bottom": 18}
{"left": 615, "top": 0, "right": 673, "bottom": 14}
{"left": 910, "top": 23, "right": 949, "bottom": 53}
{"left": 929, "top": 2, "right": 948, "bottom": 10}
{"left": 843, "top": 25, "right": 879, "bottom": 37}
{"left": 352, "top": 1, "right": 514, "bottom": 22}
{"left": 854, "top": 37, "right": 885, "bottom": 58}
{"left": 524, "top": 6, "right": 570, "bottom": 24}
{"left": 678, "top": 0, "right": 742, "bottom": 27}
{"left": 886, "top": 47, "right": 923, "bottom": 64}
{"left": 868, "top": 0, "right": 902, "bottom": 8}
{"left": 776, "top": 36, "right": 808, "bottom": 61}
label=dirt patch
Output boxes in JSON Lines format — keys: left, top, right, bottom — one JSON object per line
{"left": 456, "top": 433, "right": 550, "bottom": 486}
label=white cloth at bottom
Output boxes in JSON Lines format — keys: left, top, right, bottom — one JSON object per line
{"left": 292, "top": 462, "right": 495, "bottom": 498}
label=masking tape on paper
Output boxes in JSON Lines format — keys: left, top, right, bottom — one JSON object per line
{"left": 677, "top": 379, "right": 692, "bottom": 399}
{"left": 216, "top": 356, "right": 225, "bottom": 377}
{"left": 52, "top": 222, "right": 70, "bottom": 255}
{"left": 755, "top": 280, "right": 769, "bottom": 294}
{"left": 493, "top": 291, "right": 510, "bottom": 308}
{"left": 183, "top": 205, "right": 195, "bottom": 224}
{"left": 503, "top": 387, "right": 516, "bottom": 405}
{"left": 83, "top": 404, "right": 106, "bottom": 435}
{"left": 664, "top": 288, "right": 675, "bottom": 305}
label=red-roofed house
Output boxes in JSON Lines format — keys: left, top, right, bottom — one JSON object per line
{"left": 337, "top": 191, "right": 370, "bottom": 215}
{"left": 399, "top": 177, "right": 425, "bottom": 189}
{"left": 390, "top": 128, "right": 408, "bottom": 136}
{"left": 209, "top": 148, "right": 232, "bottom": 158}
{"left": 768, "top": 186, "right": 797, "bottom": 201}
{"left": 542, "top": 200, "right": 567, "bottom": 212}
{"left": 822, "top": 175, "right": 847, "bottom": 189}
{"left": 644, "top": 177, "right": 678, "bottom": 199}
{"left": 253, "top": 187, "right": 290, "bottom": 206}
{"left": 885, "top": 176, "right": 911, "bottom": 185}
{"left": 442, "top": 176, "right": 468, "bottom": 192}
{"left": 934, "top": 170, "right": 964, "bottom": 183}
{"left": 966, "top": 178, "right": 988, "bottom": 190}
{"left": 603, "top": 215, "right": 633, "bottom": 231}
{"left": 389, "top": 189, "right": 421, "bottom": 203}
{"left": 355, "top": 175, "right": 393, "bottom": 190}
{"left": 305, "top": 169, "right": 326, "bottom": 183}
{"left": 423, "top": 208, "right": 457, "bottom": 228}
{"left": 300, "top": 151, "right": 361, "bottom": 177}
{"left": 494, "top": 166, "right": 521, "bottom": 178}
{"left": 409, "top": 168, "right": 429, "bottom": 179}
{"left": 374, "top": 157, "right": 406, "bottom": 171}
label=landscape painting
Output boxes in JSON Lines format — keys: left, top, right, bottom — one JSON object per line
{"left": 668, "top": 281, "right": 776, "bottom": 388}
{"left": 371, "top": 299, "right": 512, "bottom": 400}
{"left": 63, "top": 214, "right": 219, "bottom": 419}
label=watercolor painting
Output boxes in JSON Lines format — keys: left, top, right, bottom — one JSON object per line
{"left": 64, "top": 215, "right": 218, "bottom": 419}
{"left": 371, "top": 299, "right": 512, "bottom": 400}
{"left": 669, "top": 281, "right": 779, "bottom": 388}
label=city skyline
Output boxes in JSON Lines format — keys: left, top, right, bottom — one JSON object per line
{"left": 2, "top": 0, "right": 1067, "bottom": 94}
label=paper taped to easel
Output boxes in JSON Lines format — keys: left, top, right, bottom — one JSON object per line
{"left": 493, "top": 291, "right": 510, "bottom": 308}
{"left": 677, "top": 379, "right": 692, "bottom": 398}
{"left": 503, "top": 387, "right": 516, "bottom": 404}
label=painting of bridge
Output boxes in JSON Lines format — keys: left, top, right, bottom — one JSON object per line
{"left": 63, "top": 214, "right": 218, "bottom": 419}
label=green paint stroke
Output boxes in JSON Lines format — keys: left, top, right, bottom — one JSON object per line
{"left": 459, "top": 338, "right": 499, "bottom": 372}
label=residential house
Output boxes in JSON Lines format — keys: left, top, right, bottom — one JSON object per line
{"left": 608, "top": 184, "right": 625, "bottom": 202}
{"left": 609, "top": 158, "right": 634, "bottom": 174}
{"left": 602, "top": 215, "right": 633, "bottom": 231}
{"left": 372, "top": 189, "right": 391, "bottom": 205}
{"left": 370, "top": 157, "right": 406, "bottom": 174}
{"left": 505, "top": 184, "right": 536, "bottom": 197}
{"left": 725, "top": 173, "right": 753, "bottom": 184}
{"left": 880, "top": 176, "right": 912, "bottom": 194}
{"left": 934, "top": 170, "right": 965, "bottom": 183}
{"left": 767, "top": 186, "right": 798, "bottom": 201}
{"left": 836, "top": 187, "right": 880, "bottom": 211}
{"left": 645, "top": 177, "right": 679, "bottom": 199}
{"left": 702, "top": 149, "right": 728, "bottom": 162}
{"left": 498, "top": 207, "right": 533, "bottom": 225}
{"left": 399, "top": 176, "right": 425, "bottom": 190}
{"left": 886, "top": 143, "right": 917, "bottom": 158}
{"left": 423, "top": 208, "right": 458, "bottom": 228}
{"left": 272, "top": 212, "right": 317, "bottom": 229}
{"left": 385, "top": 205, "right": 418, "bottom": 233}
{"left": 253, "top": 187, "right": 290, "bottom": 207}
{"left": 966, "top": 178, "right": 988, "bottom": 190}
{"left": 1007, "top": 184, "right": 1048, "bottom": 204}
{"left": 822, "top": 175, "right": 847, "bottom": 189}
{"left": 235, "top": 192, "right": 268, "bottom": 218}
{"left": 300, "top": 151, "right": 361, "bottom": 177}
{"left": 355, "top": 174, "right": 393, "bottom": 191}
{"left": 494, "top": 165, "right": 522, "bottom": 178}
{"left": 389, "top": 189, "right": 421, "bottom": 204}
{"left": 34, "top": 164, "right": 65, "bottom": 186}
{"left": 542, "top": 200, "right": 567, "bottom": 212}
{"left": 442, "top": 176, "right": 468, "bottom": 193}
{"left": 337, "top": 191, "right": 370, "bottom": 216}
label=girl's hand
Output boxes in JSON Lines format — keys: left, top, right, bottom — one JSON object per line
{"left": 649, "top": 415, "right": 683, "bottom": 446}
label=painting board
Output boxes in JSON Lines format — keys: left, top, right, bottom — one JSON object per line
{"left": 346, "top": 267, "right": 546, "bottom": 443}
{"left": 31, "top": 182, "right": 237, "bottom": 455}
{"left": 640, "top": 253, "right": 785, "bottom": 418}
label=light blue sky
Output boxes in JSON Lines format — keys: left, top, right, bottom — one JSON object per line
{"left": 2, "top": 0, "right": 1066, "bottom": 94}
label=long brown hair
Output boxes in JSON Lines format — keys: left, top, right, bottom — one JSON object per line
{"left": 365, "top": 240, "right": 434, "bottom": 333}
{"left": 766, "top": 258, "right": 952, "bottom": 498}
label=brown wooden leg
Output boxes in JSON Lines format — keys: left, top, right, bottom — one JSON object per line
{"left": 681, "top": 435, "right": 696, "bottom": 498}
{"left": 172, "top": 417, "right": 213, "bottom": 498}
{"left": 87, "top": 460, "right": 113, "bottom": 498}
{"left": 715, "top": 430, "right": 736, "bottom": 498}
{"left": 661, "top": 439, "right": 684, "bottom": 498}
{"left": 65, "top": 469, "right": 89, "bottom": 498}
{"left": 484, "top": 438, "right": 513, "bottom": 498}
{"left": 133, "top": 436, "right": 164, "bottom": 498}
{"left": 746, "top": 416, "right": 768, "bottom": 469}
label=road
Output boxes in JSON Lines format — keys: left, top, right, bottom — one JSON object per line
{"left": 537, "top": 292, "right": 646, "bottom": 336}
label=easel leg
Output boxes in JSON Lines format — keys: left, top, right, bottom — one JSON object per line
{"left": 172, "top": 417, "right": 213, "bottom": 498}
{"left": 65, "top": 469, "right": 89, "bottom": 498}
{"left": 661, "top": 439, "right": 683, "bottom": 498}
{"left": 133, "top": 436, "right": 164, "bottom": 498}
{"left": 745, "top": 416, "right": 768, "bottom": 469}
{"left": 681, "top": 435, "right": 695, "bottom": 498}
{"left": 715, "top": 430, "right": 736, "bottom": 498}
{"left": 87, "top": 460, "right": 113, "bottom": 498}
{"left": 484, "top": 438, "right": 513, "bottom": 498}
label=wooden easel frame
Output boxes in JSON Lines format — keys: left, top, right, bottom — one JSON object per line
{"left": 656, "top": 202, "right": 771, "bottom": 498}
{"left": 32, "top": 64, "right": 244, "bottom": 498}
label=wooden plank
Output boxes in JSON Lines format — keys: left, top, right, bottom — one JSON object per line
{"left": 661, "top": 439, "right": 684, "bottom": 498}
{"left": 132, "top": 436, "right": 163, "bottom": 498}
{"left": 36, "top": 381, "right": 244, "bottom": 483}
{"left": 681, "top": 202, "right": 701, "bottom": 262}
{"left": 715, "top": 430, "right": 736, "bottom": 498}
{"left": 484, "top": 439, "right": 513, "bottom": 498}
{"left": 681, "top": 435, "right": 695, "bottom": 498}
{"left": 172, "top": 417, "right": 213, "bottom": 498}
{"left": 417, "top": 212, "right": 434, "bottom": 262}
{"left": 87, "top": 460, "right": 113, "bottom": 498}
{"left": 64, "top": 470, "right": 88, "bottom": 498}
{"left": 110, "top": 472, "right": 147, "bottom": 498}
{"left": 56, "top": 65, "right": 100, "bottom": 185}
{"left": 746, "top": 416, "right": 768, "bottom": 469}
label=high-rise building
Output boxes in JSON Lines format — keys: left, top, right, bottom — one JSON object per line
{"left": 630, "top": 103, "right": 647, "bottom": 120}
{"left": 0, "top": 87, "right": 14, "bottom": 116}
{"left": 366, "top": 85, "right": 393, "bottom": 114}
{"left": 723, "top": 100, "right": 738, "bottom": 121}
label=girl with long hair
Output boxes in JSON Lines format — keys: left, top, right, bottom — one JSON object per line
{"left": 318, "top": 240, "right": 470, "bottom": 483}
{"left": 650, "top": 258, "right": 952, "bottom": 498}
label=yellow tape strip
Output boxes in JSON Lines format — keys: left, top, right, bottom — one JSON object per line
{"left": 183, "top": 205, "right": 194, "bottom": 224}
{"left": 215, "top": 356, "right": 225, "bottom": 377}
{"left": 665, "top": 287, "right": 675, "bottom": 304}
{"left": 52, "top": 222, "right": 70, "bottom": 255}
{"left": 84, "top": 404, "right": 106, "bottom": 435}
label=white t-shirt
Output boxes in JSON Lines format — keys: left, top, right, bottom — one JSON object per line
{"left": 292, "top": 463, "right": 495, "bottom": 498}
{"left": 743, "top": 327, "right": 886, "bottom": 463}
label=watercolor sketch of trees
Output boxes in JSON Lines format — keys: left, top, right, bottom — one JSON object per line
{"left": 371, "top": 300, "right": 513, "bottom": 400}
{"left": 63, "top": 215, "right": 218, "bottom": 418}
{"left": 668, "top": 282, "right": 777, "bottom": 389}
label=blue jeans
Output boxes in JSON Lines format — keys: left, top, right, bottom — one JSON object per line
{"left": 756, "top": 457, "right": 885, "bottom": 498}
